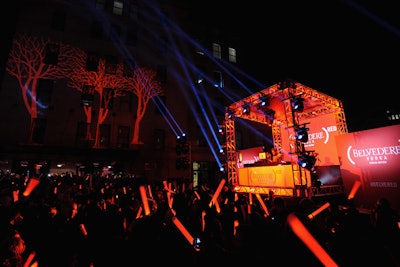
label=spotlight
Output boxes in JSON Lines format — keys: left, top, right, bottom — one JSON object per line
{"left": 291, "top": 97, "right": 304, "bottom": 112}
{"left": 259, "top": 95, "right": 269, "bottom": 107}
{"left": 297, "top": 153, "right": 316, "bottom": 171}
{"left": 227, "top": 109, "right": 234, "bottom": 119}
{"left": 242, "top": 104, "right": 250, "bottom": 115}
{"left": 295, "top": 126, "right": 309, "bottom": 143}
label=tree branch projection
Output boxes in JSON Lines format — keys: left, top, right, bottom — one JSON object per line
{"left": 66, "top": 47, "right": 127, "bottom": 147}
{"left": 124, "top": 67, "right": 163, "bottom": 144}
{"left": 6, "top": 34, "right": 75, "bottom": 142}
{"left": 6, "top": 34, "right": 164, "bottom": 147}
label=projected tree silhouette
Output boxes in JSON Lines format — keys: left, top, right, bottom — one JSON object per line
{"left": 124, "top": 67, "right": 163, "bottom": 145}
{"left": 6, "top": 34, "right": 75, "bottom": 143}
{"left": 65, "top": 47, "right": 127, "bottom": 148}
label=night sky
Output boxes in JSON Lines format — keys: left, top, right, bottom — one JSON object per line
{"left": 193, "top": 1, "right": 400, "bottom": 133}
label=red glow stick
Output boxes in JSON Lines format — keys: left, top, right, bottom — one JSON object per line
{"left": 255, "top": 193, "right": 269, "bottom": 217}
{"left": 202, "top": 210, "right": 206, "bottom": 232}
{"left": 347, "top": 180, "right": 361, "bottom": 200}
{"left": 23, "top": 251, "right": 36, "bottom": 267}
{"left": 171, "top": 216, "right": 196, "bottom": 249}
{"left": 13, "top": 190, "right": 19, "bottom": 202}
{"left": 308, "top": 202, "right": 330, "bottom": 220}
{"left": 209, "top": 179, "right": 226, "bottom": 207}
{"left": 147, "top": 184, "right": 153, "bottom": 198}
{"left": 22, "top": 177, "right": 40, "bottom": 197}
{"left": 136, "top": 206, "right": 143, "bottom": 219}
{"left": 234, "top": 219, "right": 239, "bottom": 236}
{"left": 287, "top": 213, "right": 338, "bottom": 267}
{"left": 139, "top": 185, "right": 151, "bottom": 215}
{"left": 194, "top": 190, "right": 201, "bottom": 200}
{"left": 80, "top": 223, "right": 88, "bottom": 236}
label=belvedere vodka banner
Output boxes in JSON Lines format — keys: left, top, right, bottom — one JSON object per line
{"left": 335, "top": 124, "right": 400, "bottom": 211}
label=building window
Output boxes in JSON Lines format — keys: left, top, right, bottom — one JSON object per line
{"left": 117, "top": 126, "right": 130, "bottom": 148}
{"left": 105, "top": 55, "right": 118, "bottom": 74}
{"left": 95, "top": 0, "right": 106, "bottom": 10}
{"left": 128, "top": 2, "right": 139, "bottom": 20}
{"left": 86, "top": 52, "right": 99, "bottom": 71}
{"left": 212, "top": 43, "right": 221, "bottom": 59}
{"left": 37, "top": 79, "right": 53, "bottom": 113}
{"left": 228, "top": 47, "right": 236, "bottom": 63}
{"left": 32, "top": 118, "right": 47, "bottom": 144}
{"left": 109, "top": 24, "right": 122, "bottom": 41}
{"left": 101, "top": 88, "right": 114, "bottom": 110}
{"left": 213, "top": 71, "right": 223, "bottom": 88}
{"left": 113, "top": 0, "right": 124, "bottom": 15}
{"left": 118, "top": 91, "right": 132, "bottom": 112}
{"left": 153, "top": 129, "right": 165, "bottom": 150}
{"left": 81, "top": 85, "right": 95, "bottom": 107}
{"left": 44, "top": 43, "right": 59, "bottom": 65}
{"left": 76, "top": 122, "right": 92, "bottom": 146}
{"left": 99, "top": 124, "right": 111, "bottom": 147}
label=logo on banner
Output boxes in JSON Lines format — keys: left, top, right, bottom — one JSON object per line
{"left": 290, "top": 125, "right": 336, "bottom": 148}
{"left": 346, "top": 145, "right": 400, "bottom": 165}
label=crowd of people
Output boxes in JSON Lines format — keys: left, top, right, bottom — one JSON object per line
{"left": 0, "top": 170, "right": 400, "bottom": 266}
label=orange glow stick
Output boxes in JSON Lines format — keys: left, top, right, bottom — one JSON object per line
{"left": 214, "top": 199, "right": 221, "bottom": 213}
{"left": 171, "top": 216, "right": 195, "bottom": 248}
{"left": 249, "top": 192, "right": 253, "bottom": 204}
{"left": 13, "top": 190, "right": 19, "bottom": 202}
{"left": 23, "top": 177, "right": 40, "bottom": 197}
{"left": 308, "top": 202, "right": 330, "bottom": 220}
{"left": 169, "top": 193, "right": 174, "bottom": 208}
{"left": 139, "top": 185, "right": 151, "bottom": 215}
{"left": 123, "top": 186, "right": 127, "bottom": 195}
{"left": 80, "top": 223, "right": 88, "bottom": 236}
{"left": 136, "top": 206, "right": 143, "bottom": 219}
{"left": 255, "top": 193, "right": 269, "bottom": 217}
{"left": 233, "top": 219, "right": 239, "bottom": 236}
{"left": 23, "top": 251, "right": 36, "bottom": 267}
{"left": 194, "top": 190, "right": 201, "bottom": 200}
{"left": 147, "top": 184, "right": 153, "bottom": 198}
{"left": 209, "top": 179, "right": 226, "bottom": 207}
{"left": 53, "top": 186, "right": 57, "bottom": 195}
{"left": 287, "top": 213, "right": 338, "bottom": 267}
{"left": 201, "top": 210, "right": 206, "bottom": 232}
{"left": 347, "top": 180, "right": 361, "bottom": 200}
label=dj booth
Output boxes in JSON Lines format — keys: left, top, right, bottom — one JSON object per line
{"left": 235, "top": 163, "right": 310, "bottom": 196}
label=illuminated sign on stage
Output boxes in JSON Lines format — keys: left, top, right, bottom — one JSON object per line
{"left": 335, "top": 124, "right": 400, "bottom": 211}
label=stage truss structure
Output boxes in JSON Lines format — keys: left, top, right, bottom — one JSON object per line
{"left": 224, "top": 80, "right": 348, "bottom": 197}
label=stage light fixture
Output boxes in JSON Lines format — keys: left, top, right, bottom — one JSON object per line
{"left": 291, "top": 97, "right": 304, "bottom": 112}
{"left": 242, "top": 103, "right": 251, "bottom": 115}
{"left": 295, "top": 126, "right": 309, "bottom": 143}
{"left": 227, "top": 109, "right": 234, "bottom": 119}
{"left": 259, "top": 95, "right": 269, "bottom": 107}
{"left": 297, "top": 154, "right": 317, "bottom": 171}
